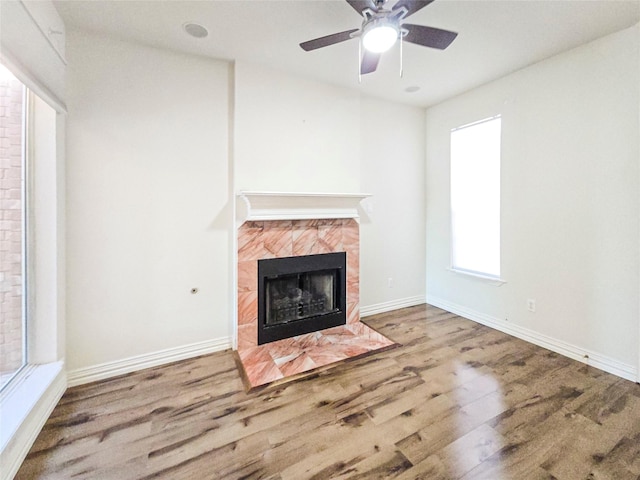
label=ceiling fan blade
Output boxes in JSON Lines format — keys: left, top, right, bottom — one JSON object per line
{"left": 403, "top": 24, "right": 458, "bottom": 50}
{"left": 300, "top": 29, "right": 359, "bottom": 51}
{"left": 346, "top": 0, "right": 377, "bottom": 15}
{"left": 360, "top": 50, "right": 381, "bottom": 75}
{"left": 392, "top": 0, "right": 435, "bottom": 18}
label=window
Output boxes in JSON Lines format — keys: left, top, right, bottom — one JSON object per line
{"left": 0, "top": 64, "right": 26, "bottom": 391}
{"left": 450, "top": 116, "right": 501, "bottom": 279}
{"left": 0, "top": 59, "right": 63, "bottom": 473}
{"left": 0, "top": 5, "right": 65, "bottom": 472}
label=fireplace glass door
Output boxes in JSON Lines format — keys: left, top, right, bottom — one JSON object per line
{"left": 258, "top": 252, "right": 346, "bottom": 345}
{"left": 266, "top": 270, "right": 338, "bottom": 325}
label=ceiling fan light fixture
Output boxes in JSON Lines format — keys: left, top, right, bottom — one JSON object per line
{"left": 362, "top": 21, "right": 399, "bottom": 53}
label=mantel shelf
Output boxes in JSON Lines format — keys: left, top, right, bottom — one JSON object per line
{"left": 237, "top": 191, "right": 371, "bottom": 222}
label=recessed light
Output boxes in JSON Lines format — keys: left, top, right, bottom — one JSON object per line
{"left": 183, "top": 22, "right": 208, "bottom": 39}
{"left": 405, "top": 86, "right": 420, "bottom": 93}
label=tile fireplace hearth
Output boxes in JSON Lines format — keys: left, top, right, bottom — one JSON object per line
{"left": 237, "top": 322, "right": 396, "bottom": 389}
{"left": 236, "top": 209, "right": 396, "bottom": 389}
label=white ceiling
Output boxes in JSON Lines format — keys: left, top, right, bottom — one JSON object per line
{"left": 54, "top": 0, "right": 640, "bottom": 107}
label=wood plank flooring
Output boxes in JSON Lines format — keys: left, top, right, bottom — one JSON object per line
{"left": 16, "top": 304, "right": 640, "bottom": 479}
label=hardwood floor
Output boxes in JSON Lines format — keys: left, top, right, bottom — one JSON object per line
{"left": 16, "top": 304, "right": 640, "bottom": 479}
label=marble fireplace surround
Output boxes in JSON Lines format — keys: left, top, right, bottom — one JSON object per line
{"left": 235, "top": 192, "right": 397, "bottom": 389}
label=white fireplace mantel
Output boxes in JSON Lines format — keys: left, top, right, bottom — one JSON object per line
{"left": 237, "top": 191, "right": 371, "bottom": 222}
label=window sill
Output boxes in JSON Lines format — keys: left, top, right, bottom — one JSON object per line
{"left": 0, "top": 361, "right": 66, "bottom": 478}
{"left": 448, "top": 268, "right": 507, "bottom": 286}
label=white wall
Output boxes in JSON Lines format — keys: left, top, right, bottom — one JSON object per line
{"left": 64, "top": 38, "right": 426, "bottom": 376}
{"left": 234, "top": 61, "right": 361, "bottom": 193}
{"left": 234, "top": 62, "right": 427, "bottom": 313}
{"left": 360, "top": 97, "right": 426, "bottom": 310}
{"left": 65, "top": 31, "right": 232, "bottom": 373}
{"left": 426, "top": 25, "right": 640, "bottom": 378}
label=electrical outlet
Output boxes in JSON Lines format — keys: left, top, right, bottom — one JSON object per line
{"left": 388, "top": 278, "right": 394, "bottom": 288}
{"left": 527, "top": 299, "right": 536, "bottom": 312}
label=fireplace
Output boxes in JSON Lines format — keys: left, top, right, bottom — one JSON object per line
{"left": 236, "top": 217, "right": 361, "bottom": 351}
{"left": 235, "top": 193, "right": 395, "bottom": 389}
{"left": 258, "top": 252, "right": 346, "bottom": 344}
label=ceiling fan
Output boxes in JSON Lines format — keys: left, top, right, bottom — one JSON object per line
{"left": 300, "top": 0, "right": 458, "bottom": 75}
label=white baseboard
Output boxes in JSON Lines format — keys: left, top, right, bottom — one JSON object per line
{"left": 360, "top": 295, "right": 426, "bottom": 318}
{"left": 426, "top": 295, "right": 638, "bottom": 383}
{"left": 1, "top": 363, "right": 66, "bottom": 480}
{"left": 67, "top": 337, "right": 232, "bottom": 387}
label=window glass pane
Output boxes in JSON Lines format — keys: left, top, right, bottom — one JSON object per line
{"left": 450, "top": 116, "right": 501, "bottom": 277}
{"left": 0, "top": 63, "right": 26, "bottom": 390}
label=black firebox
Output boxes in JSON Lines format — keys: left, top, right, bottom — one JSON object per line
{"left": 257, "top": 252, "right": 347, "bottom": 345}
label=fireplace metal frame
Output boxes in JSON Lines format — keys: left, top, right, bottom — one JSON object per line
{"left": 257, "top": 252, "right": 347, "bottom": 345}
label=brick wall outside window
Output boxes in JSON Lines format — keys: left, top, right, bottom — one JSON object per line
{"left": 0, "top": 76, "right": 24, "bottom": 385}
